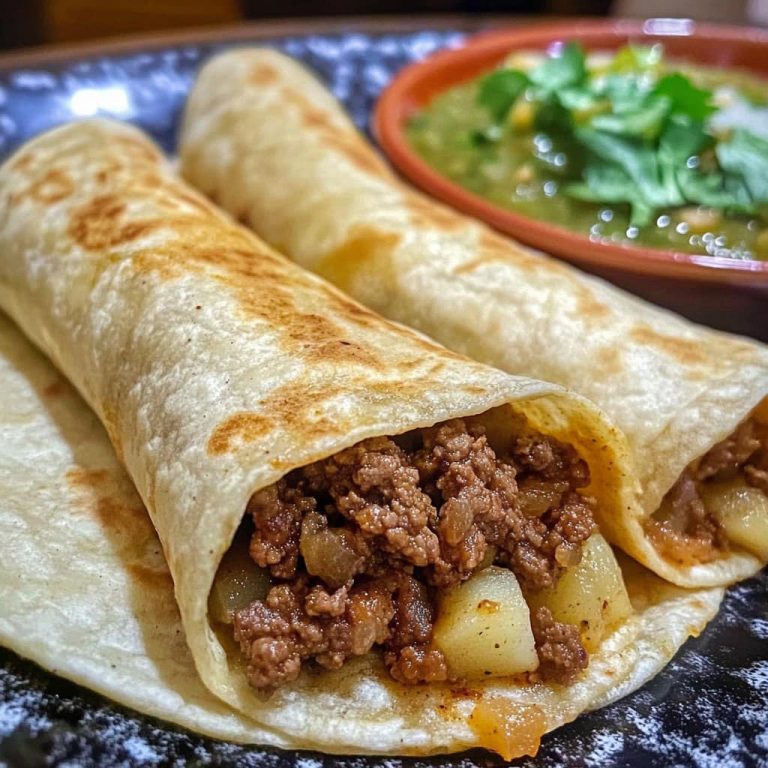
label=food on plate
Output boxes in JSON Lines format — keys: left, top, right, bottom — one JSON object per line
{"left": 179, "top": 48, "right": 768, "bottom": 590}
{"left": 0, "top": 118, "right": 722, "bottom": 758}
{"left": 407, "top": 42, "right": 768, "bottom": 260}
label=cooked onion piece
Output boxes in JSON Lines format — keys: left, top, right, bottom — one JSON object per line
{"left": 701, "top": 479, "right": 768, "bottom": 560}
{"left": 433, "top": 566, "right": 539, "bottom": 679}
{"left": 209, "top": 542, "right": 270, "bottom": 624}
{"left": 526, "top": 534, "right": 632, "bottom": 653}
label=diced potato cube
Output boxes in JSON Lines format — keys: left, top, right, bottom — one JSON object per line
{"left": 209, "top": 541, "right": 270, "bottom": 624}
{"left": 526, "top": 534, "right": 632, "bottom": 653}
{"left": 701, "top": 479, "right": 768, "bottom": 560}
{"left": 433, "top": 566, "right": 539, "bottom": 680}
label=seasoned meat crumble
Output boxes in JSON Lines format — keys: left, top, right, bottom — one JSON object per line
{"left": 648, "top": 417, "right": 768, "bottom": 565}
{"left": 233, "top": 418, "right": 596, "bottom": 689}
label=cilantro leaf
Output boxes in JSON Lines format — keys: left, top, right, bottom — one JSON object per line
{"left": 529, "top": 42, "right": 587, "bottom": 94}
{"left": 590, "top": 94, "right": 671, "bottom": 140}
{"left": 716, "top": 129, "right": 768, "bottom": 202}
{"left": 575, "top": 127, "right": 680, "bottom": 209}
{"left": 652, "top": 73, "right": 716, "bottom": 122}
{"left": 477, "top": 69, "right": 529, "bottom": 122}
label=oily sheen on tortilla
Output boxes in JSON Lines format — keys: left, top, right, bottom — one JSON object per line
{"left": 0, "top": 118, "right": 720, "bottom": 758}
{"left": 0, "top": 309, "right": 723, "bottom": 757}
{"left": 179, "top": 48, "right": 768, "bottom": 589}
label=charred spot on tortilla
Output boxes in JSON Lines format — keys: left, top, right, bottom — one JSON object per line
{"left": 647, "top": 414, "right": 768, "bottom": 565}
{"left": 210, "top": 416, "right": 632, "bottom": 690}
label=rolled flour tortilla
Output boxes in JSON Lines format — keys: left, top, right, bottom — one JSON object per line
{"left": 0, "top": 120, "right": 718, "bottom": 757}
{"left": 179, "top": 48, "right": 768, "bottom": 589}
{"left": 0, "top": 313, "right": 723, "bottom": 757}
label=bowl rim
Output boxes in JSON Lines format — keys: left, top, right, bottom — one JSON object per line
{"left": 373, "top": 18, "right": 768, "bottom": 285}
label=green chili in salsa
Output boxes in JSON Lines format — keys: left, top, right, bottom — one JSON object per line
{"left": 407, "top": 43, "right": 768, "bottom": 260}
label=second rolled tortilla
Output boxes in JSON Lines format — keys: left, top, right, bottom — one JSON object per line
{"left": 179, "top": 48, "right": 768, "bottom": 589}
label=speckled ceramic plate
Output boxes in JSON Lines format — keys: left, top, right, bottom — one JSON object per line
{"left": 0, "top": 20, "right": 766, "bottom": 768}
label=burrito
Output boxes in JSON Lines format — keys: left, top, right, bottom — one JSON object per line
{"left": 0, "top": 309, "right": 722, "bottom": 756}
{"left": 0, "top": 119, "right": 719, "bottom": 758}
{"left": 179, "top": 48, "right": 768, "bottom": 589}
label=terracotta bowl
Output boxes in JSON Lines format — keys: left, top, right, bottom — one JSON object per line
{"left": 374, "top": 19, "right": 768, "bottom": 338}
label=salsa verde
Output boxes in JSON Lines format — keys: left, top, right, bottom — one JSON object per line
{"left": 407, "top": 44, "right": 768, "bottom": 260}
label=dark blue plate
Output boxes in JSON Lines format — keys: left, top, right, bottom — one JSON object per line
{"left": 0, "top": 23, "right": 766, "bottom": 768}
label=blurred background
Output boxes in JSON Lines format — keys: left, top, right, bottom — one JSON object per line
{"left": 0, "top": 0, "right": 766, "bottom": 50}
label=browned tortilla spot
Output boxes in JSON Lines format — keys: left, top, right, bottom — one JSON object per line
{"left": 630, "top": 326, "right": 709, "bottom": 365}
{"left": 286, "top": 312, "right": 379, "bottom": 366}
{"left": 68, "top": 194, "right": 159, "bottom": 250}
{"left": 12, "top": 168, "right": 75, "bottom": 205}
{"left": 8, "top": 151, "right": 35, "bottom": 172}
{"left": 595, "top": 346, "right": 624, "bottom": 375}
{"left": 66, "top": 467, "right": 110, "bottom": 488}
{"left": 261, "top": 380, "right": 349, "bottom": 440}
{"left": 207, "top": 412, "right": 274, "bottom": 455}
{"left": 573, "top": 285, "right": 612, "bottom": 321}
{"left": 249, "top": 62, "right": 279, "bottom": 85}
{"left": 281, "top": 85, "right": 392, "bottom": 179}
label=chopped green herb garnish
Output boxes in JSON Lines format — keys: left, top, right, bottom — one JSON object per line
{"left": 473, "top": 42, "right": 768, "bottom": 223}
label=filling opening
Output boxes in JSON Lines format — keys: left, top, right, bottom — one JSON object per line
{"left": 647, "top": 415, "right": 768, "bottom": 567}
{"left": 210, "top": 417, "right": 632, "bottom": 690}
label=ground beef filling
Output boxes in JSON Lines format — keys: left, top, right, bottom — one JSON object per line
{"left": 234, "top": 418, "right": 595, "bottom": 688}
{"left": 648, "top": 418, "right": 768, "bottom": 565}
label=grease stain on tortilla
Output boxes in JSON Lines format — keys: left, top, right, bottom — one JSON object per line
{"left": 315, "top": 225, "right": 400, "bottom": 293}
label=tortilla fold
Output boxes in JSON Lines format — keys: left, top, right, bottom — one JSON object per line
{"left": 0, "top": 118, "right": 719, "bottom": 757}
{"left": 179, "top": 48, "right": 768, "bottom": 588}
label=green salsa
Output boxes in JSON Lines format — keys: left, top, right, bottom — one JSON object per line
{"left": 407, "top": 43, "right": 768, "bottom": 260}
